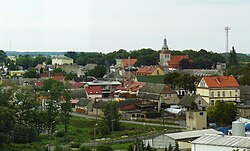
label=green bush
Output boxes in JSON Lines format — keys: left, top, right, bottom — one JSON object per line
{"left": 80, "top": 146, "right": 92, "bottom": 151}
{"left": 55, "top": 130, "right": 65, "bottom": 138}
{"left": 70, "top": 142, "right": 81, "bottom": 148}
{"left": 96, "top": 145, "right": 113, "bottom": 151}
{"left": 145, "top": 112, "right": 161, "bottom": 118}
{"left": 13, "top": 125, "right": 37, "bottom": 143}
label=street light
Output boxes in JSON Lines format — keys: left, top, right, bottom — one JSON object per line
{"left": 111, "top": 119, "right": 115, "bottom": 132}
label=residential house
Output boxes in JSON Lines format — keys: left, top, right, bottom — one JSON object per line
{"left": 179, "top": 94, "right": 208, "bottom": 111}
{"left": 71, "top": 82, "right": 85, "bottom": 89}
{"left": 240, "top": 85, "right": 250, "bottom": 101}
{"left": 86, "top": 80, "right": 121, "bottom": 98}
{"left": 88, "top": 101, "right": 108, "bottom": 116}
{"left": 117, "top": 99, "right": 143, "bottom": 111}
{"left": 74, "top": 98, "right": 93, "bottom": 114}
{"left": 9, "top": 70, "right": 25, "bottom": 77}
{"left": 114, "top": 80, "right": 145, "bottom": 98}
{"left": 196, "top": 76, "right": 240, "bottom": 105}
{"left": 143, "top": 129, "right": 218, "bottom": 150}
{"left": 237, "top": 100, "right": 250, "bottom": 118}
{"left": 52, "top": 56, "right": 73, "bottom": 65}
{"left": 136, "top": 66, "right": 164, "bottom": 76}
{"left": 191, "top": 134, "right": 250, "bottom": 151}
{"left": 85, "top": 86, "right": 102, "bottom": 100}
{"left": 137, "top": 83, "right": 180, "bottom": 112}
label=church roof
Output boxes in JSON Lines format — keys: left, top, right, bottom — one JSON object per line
{"left": 168, "top": 55, "right": 189, "bottom": 68}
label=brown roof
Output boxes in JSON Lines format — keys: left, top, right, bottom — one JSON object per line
{"left": 203, "top": 76, "right": 239, "bottom": 88}
{"left": 136, "top": 66, "right": 163, "bottom": 75}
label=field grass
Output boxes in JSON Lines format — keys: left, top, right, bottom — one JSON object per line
{"left": 3, "top": 116, "right": 179, "bottom": 151}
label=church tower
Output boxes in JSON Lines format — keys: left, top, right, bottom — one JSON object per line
{"left": 159, "top": 37, "right": 171, "bottom": 67}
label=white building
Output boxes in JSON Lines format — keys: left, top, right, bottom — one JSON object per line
{"left": 52, "top": 56, "right": 73, "bottom": 65}
{"left": 143, "top": 129, "right": 218, "bottom": 150}
{"left": 192, "top": 134, "right": 250, "bottom": 151}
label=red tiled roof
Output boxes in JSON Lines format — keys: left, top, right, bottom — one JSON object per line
{"left": 72, "top": 82, "right": 85, "bottom": 89}
{"left": 122, "top": 59, "right": 137, "bottom": 67}
{"left": 136, "top": 66, "right": 163, "bottom": 75}
{"left": 35, "top": 81, "right": 44, "bottom": 87}
{"left": 168, "top": 55, "right": 189, "bottom": 69}
{"left": 52, "top": 75, "right": 65, "bottom": 81}
{"left": 203, "top": 76, "right": 239, "bottom": 88}
{"left": 85, "top": 86, "right": 102, "bottom": 95}
{"left": 115, "top": 80, "right": 145, "bottom": 92}
{"left": 39, "top": 72, "right": 50, "bottom": 78}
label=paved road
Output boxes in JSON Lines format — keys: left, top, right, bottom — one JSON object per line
{"left": 70, "top": 112, "right": 185, "bottom": 129}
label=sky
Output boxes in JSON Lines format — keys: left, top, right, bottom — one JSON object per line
{"left": 0, "top": 0, "right": 250, "bottom": 53}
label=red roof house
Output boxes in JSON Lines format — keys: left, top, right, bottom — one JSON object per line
{"left": 122, "top": 59, "right": 137, "bottom": 68}
{"left": 136, "top": 66, "right": 164, "bottom": 76}
{"left": 85, "top": 86, "right": 102, "bottom": 99}
{"left": 72, "top": 82, "right": 85, "bottom": 89}
{"left": 52, "top": 75, "right": 65, "bottom": 81}
{"left": 202, "top": 76, "right": 239, "bottom": 88}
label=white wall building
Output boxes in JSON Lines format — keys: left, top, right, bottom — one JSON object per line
{"left": 52, "top": 56, "right": 73, "bottom": 65}
{"left": 192, "top": 134, "right": 250, "bottom": 151}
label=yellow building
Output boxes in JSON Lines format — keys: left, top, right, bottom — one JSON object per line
{"left": 9, "top": 70, "right": 25, "bottom": 77}
{"left": 136, "top": 66, "right": 165, "bottom": 76}
{"left": 197, "top": 76, "right": 240, "bottom": 105}
{"left": 186, "top": 110, "right": 207, "bottom": 130}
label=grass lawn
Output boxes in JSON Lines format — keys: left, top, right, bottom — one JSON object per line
{"left": 2, "top": 116, "right": 180, "bottom": 151}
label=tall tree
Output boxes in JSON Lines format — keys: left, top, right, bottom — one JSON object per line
{"left": 102, "top": 101, "right": 121, "bottom": 132}
{"left": 207, "top": 101, "right": 237, "bottom": 125}
{"left": 229, "top": 46, "right": 238, "bottom": 66}
{"left": 60, "top": 90, "right": 71, "bottom": 132}
{"left": 85, "top": 65, "right": 107, "bottom": 78}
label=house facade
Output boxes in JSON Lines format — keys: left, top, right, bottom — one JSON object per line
{"left": 137, "top": 83, "right": 180, "bottom": 111}
{"left": 197, "top": 76, "right": 240, "bottom": 105}
{"left": 136, "top": 66, "right": 165, "bottom": 76}
{"left": 52, "top": 56, "right": 73, "bottom": 65}
{"left": 186, "top": 111, "right": 207, "bottom": 130}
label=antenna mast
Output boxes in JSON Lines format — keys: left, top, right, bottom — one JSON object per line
{"left": 225, "top": 26, "right": 230, "bottom": 53}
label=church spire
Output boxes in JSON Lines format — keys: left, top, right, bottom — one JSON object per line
{"left": 162, "top": 36, "right": 168, "bottom": 50}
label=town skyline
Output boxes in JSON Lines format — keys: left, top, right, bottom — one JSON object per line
{"left": 1, "top": 0, "right": 250, "bottom": 53}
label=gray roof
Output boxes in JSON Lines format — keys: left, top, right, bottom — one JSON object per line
{"left": 179, "top": 94, "right": 208, "bottom": 108}
{"left": 76, "top": 98, "right": 92, "bottom": 106}
{"left": 138, "top": 83, "right": 176, "bottom": 100}
{"left": 165, "top": 129, "right": 218, "bottom": 141}
{"left": 192, "top": 134, "right": 250, "bottom": 148}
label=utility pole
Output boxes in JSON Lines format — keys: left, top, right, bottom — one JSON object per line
{"left": 225, "top": 26, "right": 230, "bottom": 53}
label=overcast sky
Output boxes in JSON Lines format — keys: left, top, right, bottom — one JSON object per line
{"left": 0, "top": 0, "right": 250, "bottom": 53}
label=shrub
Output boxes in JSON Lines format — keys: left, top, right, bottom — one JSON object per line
{"left": 70, "top": 142, "right": 81, "bottom": 148}
{"left": 55, "top": 130, "right": 65, "bottom": 138}
{"left": 80, "top": 146, "right": 92, "bottom": 151}
{"left": 96, "top": 146, "right": 113, "bottom": 151}
{"left": 13, "top": 125, "right": 37, "bottom": 143}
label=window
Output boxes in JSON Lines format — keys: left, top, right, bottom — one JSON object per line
{"left": 200, "top": 112, "right": 204, "bottom": 116}
{"left": 198, "top": 100, "right": 202, "bottom": 106}
{"left": 222, "top": 91, "right": 225, "bottom": 97}
{"left": 217, "top": 91, "right": 220, "bottom": 97}
{"left": 211, "top": 100, "right": 214, "bottom": 106}
{"left": 211, "top": 92, "right": 214, "bottom": 97}
{"left": 230, "top": 91, "right": 232, "bottom": 97}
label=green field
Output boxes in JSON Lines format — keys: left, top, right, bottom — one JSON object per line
{"left": 2, "top": 116, "right": 179, "bottom": 151}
